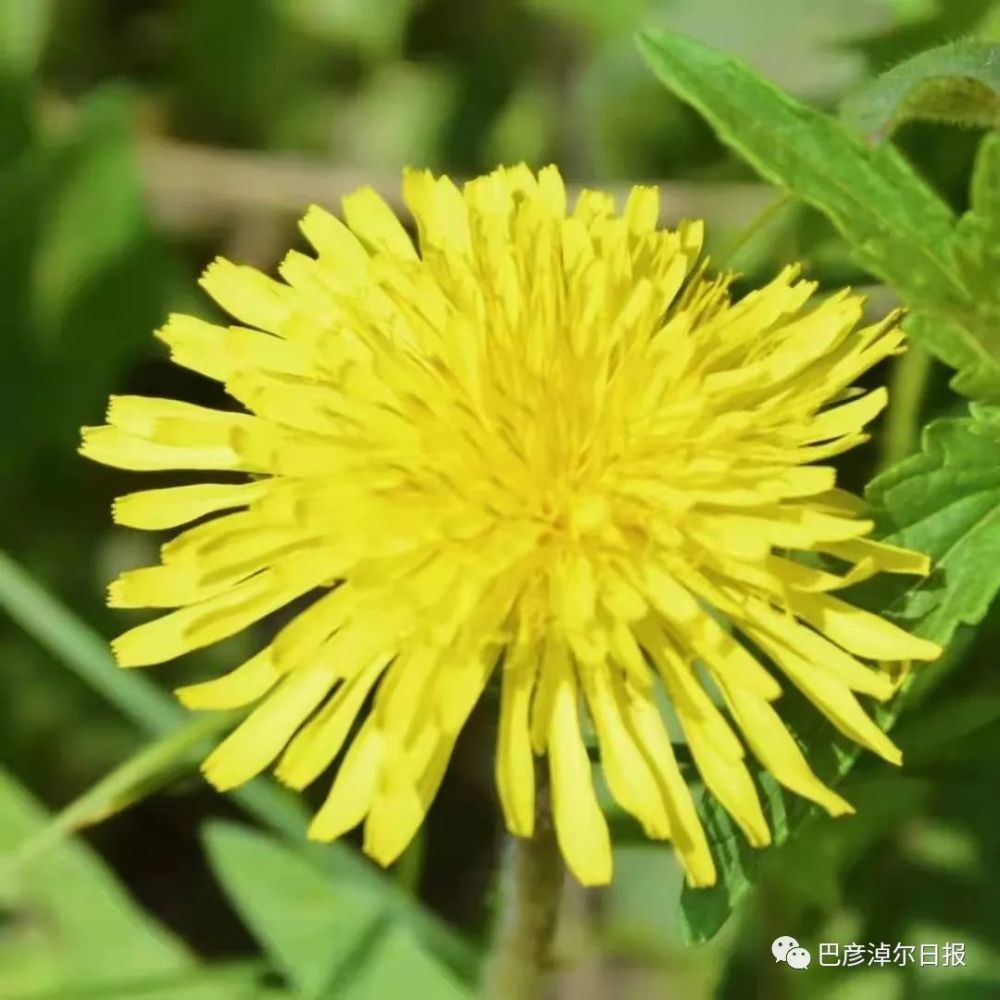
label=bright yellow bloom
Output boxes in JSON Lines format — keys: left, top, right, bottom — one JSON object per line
{"left": 81, "top": 165, "right": 940, "bottom": 887}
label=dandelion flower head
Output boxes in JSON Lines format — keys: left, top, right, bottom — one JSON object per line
{"left": 81, "top": 165, "right": 940, "bottom": 887}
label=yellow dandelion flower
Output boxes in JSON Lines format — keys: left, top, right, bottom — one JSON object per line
{"left": 81, "top": 165, "right": 941, "bottom": 888}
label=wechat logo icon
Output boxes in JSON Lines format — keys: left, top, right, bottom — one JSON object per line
{"left": 773, "top": 936, "right": 811, "bottom": 970}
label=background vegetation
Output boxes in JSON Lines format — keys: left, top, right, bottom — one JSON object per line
{"left": 0, "top": 1, "right": 998, "bottom": 998}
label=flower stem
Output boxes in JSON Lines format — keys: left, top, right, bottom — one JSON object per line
{"left": 881, "top": 343, "right": 932, "bottom": 469}
{"left": 483, "top": 770, "right": 564, "bottom": 1000}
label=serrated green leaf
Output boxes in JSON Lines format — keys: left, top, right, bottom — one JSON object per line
{"left": 637, "top": 30, "right": 1000, "bottom": 401}
{"left": 933, "top": 134, "right": 1000, "bottom": 400}
{"left": 677, "top": 773, "right": 792, "bottom": 943}
{"left": 903, "top": 310, "right": 1000, "bottom": 408}
{"left": 953, "top": 132, "right": 1000, "bottom": 286}
{"left": 841, "top": 40, "right": 1000, "bottom": 140}
{"left": 970, "top": 131, "right": 1000, "bottom": 228}
{"left": 203, "top": 821, "right": 389, "bottom": 999}
{"left": 868, "top": 407, "right": 1000, "bottom": 644}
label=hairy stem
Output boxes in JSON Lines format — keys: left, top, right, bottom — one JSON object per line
{"left": 483, "top": 770, "right": 564, "bottom": 1000}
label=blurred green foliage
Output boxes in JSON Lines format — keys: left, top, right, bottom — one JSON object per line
{"left": 0, "top": 1, "right": 998, "bottom": 998}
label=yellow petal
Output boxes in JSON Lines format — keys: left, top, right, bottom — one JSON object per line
{"left": 270, "top": 585, "right": 360, "bottom": 672}
{"left": 624, "top": 185, "right": 660, "bottom": 234}
{"left": 618, "top": 677, "right": 715, "bottom": 887}
{"left": 342, "top": 187, "right": 417, "bottom": 260}
{"left": 496, "top": 640, "right": 538, "bottom": 837}
{"left": 717, "top": 680, "right": 853, "bottom": 817}
{"left": 364, "top": 724, "right": 453, "bottom": 866}
{"left": 750, "top": 629, "right": 902, "bottom": 764}
{"left": 112, "top": 572, "right": 308, "bottom": 667}
{"left": 299, "top": 204, "right": 369, "bottom": 280}
{"left": 788, "top": 591, "right": 942, "bottom": 661}
{"left": 403, "top": 170, "right": 471, "bottom": 254}
{"left": 113, "top": 482, "right": 267, "bottom": 531}
{"left": 202, "top": 659, "right": 338, "bottom": 790}
{"left": 80, "top": 425, "right": 242, "bottom": 473}
{"left": 668, "top": 669, "right": 771, "bottom": 848}
{"left": 156, "top": 314, "right": 305, "bottom": 382}
{"left": 309, "top": 722, "right": 384, "bottom": 841}
{"left": 582, "top": 667, "right": 670, "bottom": 837}
{"left": 108, "top": 562, "right": 230, "bottom": 609}
{"left": 276, "top": 655, "right": 390, "bottom": 789}
{"left": 820, "top": 537, "right": 931, "bottom": 576}
{"left": 739, "top": 597, "right": 895, "bottom": 700}
{"left": 638, "top": 621, "right": 746, "bottom": 760}
{"left": 767, "top": 554, "right": 879, "bottom": 593}
{"left": 176, "top": 647, "right": 280, "bottom": 710}
{"left": 529, "top": 636, "right": 568, "bottom": 754}
{"left": 805, "top": 387, "right": 888, "bottom": 443}
{"left": 199, "top": 258, "right": 292, "bottom": 333}
{"left": 547, "top": 663, "right": 613, "bottom": 886}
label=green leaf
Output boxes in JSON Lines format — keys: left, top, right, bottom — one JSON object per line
{"left": 203, "top": 821, "right": 390, "bottom": 998}
{"left": 0, "top": 549, "right": 184, "bottom": 737}
{"left": 678, "top": 773, "right": 790, "bottom": 943}
{"left": 0, "top": 768, "right": 206, "bottom": 998}
{"left": 637, "top": 30, "right": 960, "bottom": 295}
{"left": 868, "top": 406, "right": 1000, "bottom": 644}
{"left": 637, "top": 30, "right": 1000, "bottom": 401}
{"left": 970, "top": 130, "right": 1000, "bottom": 228}
{"left": 343, "top": 924, "right": 472, "bottom": 1000}
{"left": 841, "top": 40, "right": 1000, "bottom": 140}
{"left": 953, "top": 132, "right": 1000, "bottom": 291}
